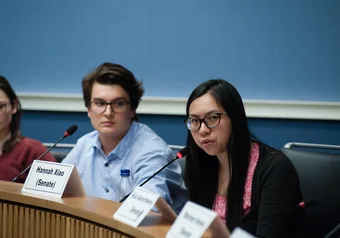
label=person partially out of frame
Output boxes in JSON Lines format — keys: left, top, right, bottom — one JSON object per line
{"left": 0, "top": 75, "right": 56, "bottom": 183}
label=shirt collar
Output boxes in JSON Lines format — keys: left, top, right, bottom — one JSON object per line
{"left": 92, "top": 121, "right": 138, "bottom": 160}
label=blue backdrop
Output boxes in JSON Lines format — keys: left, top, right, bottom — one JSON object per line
{"left": 21, "top": 111, "right": 340, "bottom": 150}
{"left": 1, "top": 0, "right": 339, "bottom": 100}
{"left": 1, "top": 0, "right": 340, "bottom": 149}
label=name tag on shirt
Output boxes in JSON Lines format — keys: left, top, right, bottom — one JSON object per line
{"left": 22, "top": 160, "right": 86, "bottom": 198}
{"left": 166, "top": 201, "right": 220, "bottom": 238}
{"left": 113, "top": 186, "right": 177, "bottom": 227}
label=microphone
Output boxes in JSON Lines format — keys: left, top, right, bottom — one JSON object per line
{"left": 119, "top": 146, "right": 190, "bottom": 203}
{"left": 12, "top": 125, "right": 78, "bottom": 182}
{"left": 246, "top": 200, "right": 317, "bottom": 224}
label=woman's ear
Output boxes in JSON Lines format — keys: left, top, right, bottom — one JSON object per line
{"left": 11, "top": 100, "right": 18, "bottom": 115}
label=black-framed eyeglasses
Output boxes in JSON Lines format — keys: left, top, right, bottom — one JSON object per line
{"left": 89, "top": 99, "right": 130, "bottom": 114}
{"left": 184, "top": 112, "right": 227, "bottom": 131}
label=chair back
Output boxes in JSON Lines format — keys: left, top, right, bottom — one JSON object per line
{"left": 170, "top": 145, "right": 186, "bottom": 178}
{"left": 43, "top": 143, "right": 75, "bottom": 163}
{"left": 178, "top": 156, "right": 186, "bottom": 178}
{"left": 281, "top": 142, "right": 340, "bottom": 237}
{"left": 50, "top": 150, "right": 69, "bottom": 163}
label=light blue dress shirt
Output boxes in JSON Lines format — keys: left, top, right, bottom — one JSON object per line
{"left": 62, "top": 121, "right": 187, "bottom": 213}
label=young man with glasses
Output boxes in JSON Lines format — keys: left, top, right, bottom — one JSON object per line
{"left": 62, "top": 63, "right": 187, "bottom": 213}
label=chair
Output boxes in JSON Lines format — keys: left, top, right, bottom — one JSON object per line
{"left": 50, "top": 150, "right": 69, "bottom": 163}
{"left": 281, "top": 142, "right": 340, "bottom": 237}
{"left": 169, "top": 145, "right": 186, "bottom": 178}
{"left": 43, "top": 143, "right": 75, "bottom": 163}
{"left": 178, "top": 156, "right": 186, "bottom": 178}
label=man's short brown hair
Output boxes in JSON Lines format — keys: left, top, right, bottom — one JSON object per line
{"left": 82, "top": 63, "right": 144, "bottom": 120}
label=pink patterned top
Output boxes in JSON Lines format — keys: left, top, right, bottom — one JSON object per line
{"left": 212, "top": 143, "right": 260, "bottom": 224}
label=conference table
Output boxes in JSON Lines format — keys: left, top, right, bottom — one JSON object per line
{"left": 0, "top": 180, "right": 213, "bottom": 238}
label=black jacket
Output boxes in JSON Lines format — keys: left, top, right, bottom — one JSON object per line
{"left": 239, "top": 143, "right": 310, "bottom": 237}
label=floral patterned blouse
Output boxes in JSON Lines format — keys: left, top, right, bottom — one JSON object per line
{"left": 212, "top": 143, "right": 260, "bottom": 224}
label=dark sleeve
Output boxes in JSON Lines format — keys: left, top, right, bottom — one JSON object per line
{"left": 255, "top": 152, "right": 305, "bottom": 238}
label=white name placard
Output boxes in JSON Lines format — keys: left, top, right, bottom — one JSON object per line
{"left": 166, "top": 201, "right": 217, "bottom": 238}
{"left": 230, "top": 227, "right": 255, "bottom": 238}
{"left": 113, "top": 186, "right": 160, "bottom": 227}
{"left": 22, "top": 160, "right": 85, "bottom": 198}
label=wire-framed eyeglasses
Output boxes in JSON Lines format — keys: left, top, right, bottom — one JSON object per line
{"left": 184, "top": 112, "right": 227, "bottom": 131}
{"left": 89, "top": 99, "right": 130, "bottom": 114}
{"left": 0, "top": 102, "right": 10, "bottom": 113}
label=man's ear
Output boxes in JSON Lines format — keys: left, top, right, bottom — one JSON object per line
{"left": 131, "top": 108, "right": 136, "bottom": 120}
{"left": 87, "top": 107, "right": 91, "bottom": 118}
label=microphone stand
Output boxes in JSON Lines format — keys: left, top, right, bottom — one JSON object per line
{"left": 119, "top": 146, "right": 189, "bottom": 203}
{"left": 119, "top": 157, "right": 179, "bottom": 203}
{"left": 246, "top": 200, "right": 317, "bottom": 224}
{"left": 12, "top": 135, "right": 67, "bottom": 182}
{"left": 324, "top": 223, "right": 340, "bottom": 238}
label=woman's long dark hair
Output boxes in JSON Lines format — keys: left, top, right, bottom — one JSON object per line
{"left": 184, "top": 79, "right": 256, "bottom": 231}
{"left": 0, "top": 76, "right": 22, "bottom": 153}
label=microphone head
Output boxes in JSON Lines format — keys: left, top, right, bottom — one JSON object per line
{"left": 176, "top": 146, "right": 190, "bottom": 159}
{"left": 299, "top": 200, "right": 317, "bottom": 208}
{"left": 64, "top": 125, "right": 78, "bottom": 137}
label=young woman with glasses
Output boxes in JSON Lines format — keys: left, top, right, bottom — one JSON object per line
{"left": 183, "top": 79, "right": 308, "bottom": 237}
{"left": 0, "top": 76, "right": 56, "bottom": 183}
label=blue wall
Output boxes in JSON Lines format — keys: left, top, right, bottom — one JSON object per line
{"left": 21, "top": 111, "right": 340, "bottom": 150}
{"left": 1, "top": 0, "right": 339, "bottom": 101}
{"left": 1, "top": 1, "right": 340, "bottom": 149}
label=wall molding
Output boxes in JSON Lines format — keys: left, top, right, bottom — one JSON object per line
{"left": 17, "top": 92, "right": 340, "bottom": 120}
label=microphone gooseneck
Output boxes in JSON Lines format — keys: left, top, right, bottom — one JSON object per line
{"left": 324, "top": 217, "right": 340, "bottom": 238}
{"left": 119, "top": 146, "right": 190, "bottom": 203}
{"left": 12, "top": 124, "right": 78, "bottom": 182}
{"left": 246, "top": 200, "right": 317, "bottom": 224}
{"left": 299, "top": 200, "right": 317, "bottom": 208}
